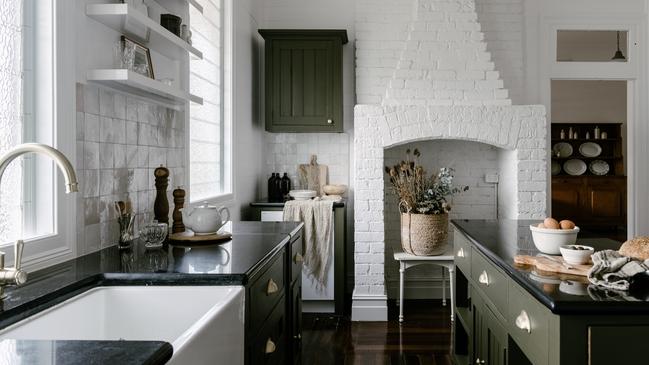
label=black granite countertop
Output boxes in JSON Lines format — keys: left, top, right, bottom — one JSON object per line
{"left": 0, "top": 340, "right": 172, "bottom": 365}
{"left": 250, "top": 197, "right": 345, "bottom": 208}
{"left": 0, "top": 221, "right": 302, "bottom": 365}
{"left": 452, "top": 219, "right": 649, "bottom": 315}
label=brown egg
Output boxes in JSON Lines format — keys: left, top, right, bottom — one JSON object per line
{"left": 543, "top": 217, "right": 560, "bottom": 229}
{"left": 537, "top": 223, "right": 546, "bottom": 228}
{"left": 560, "top": 220, "right": 576, "bottom": 230}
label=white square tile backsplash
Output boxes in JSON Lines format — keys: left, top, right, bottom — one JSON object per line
{"left": 262, "top": 132, "right": 350, "bottom": 196}
{"left": 76, "top": 83, "right": 185, "bottom": 255}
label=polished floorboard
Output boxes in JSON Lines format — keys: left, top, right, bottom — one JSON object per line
{"left": 301, "top": 300, "right": 453, "bottom": 365}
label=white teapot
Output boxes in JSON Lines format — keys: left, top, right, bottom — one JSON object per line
{"left": 181, "top": 202, "right": 230, "bottom": 235}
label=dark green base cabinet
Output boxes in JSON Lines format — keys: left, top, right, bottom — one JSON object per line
{"left": 452, "top": 228, "right": 649, "bottom": 365}
{"left": 246, "top": 230, "right": 303, "bottom": 365}
{"left": 259, "top": 29, "right": 348, "bottom": 133}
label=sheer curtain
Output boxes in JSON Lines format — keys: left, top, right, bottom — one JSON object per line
{"left": 0, "top": 0, "right": 23, "bottom": 243}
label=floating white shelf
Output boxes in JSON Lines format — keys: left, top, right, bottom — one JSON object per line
{"left": 86, "top": 4, "right": 203, "bottom": 60}
{"left": 87, "top": 69, "right": 203, "bottom": 106}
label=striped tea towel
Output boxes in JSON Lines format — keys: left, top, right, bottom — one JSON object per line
{"left": 588, "top": 249, "right": 649, "bottom": 291}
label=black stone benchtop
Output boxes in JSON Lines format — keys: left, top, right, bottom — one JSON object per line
{"left": 0, "top": 340, "right": 172, "bottom": 365}
{"left": 250, "top": 197, "right": 345, "bottom": 208}
{"left": 452, "top": 219, "right": 649, "bottom": 315}
{"left": 0, "top": 221, "right": 303, "bottom": 365}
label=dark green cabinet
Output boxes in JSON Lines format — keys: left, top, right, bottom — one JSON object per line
{"left": 259, "top": 30, "right": 348, "bottom": 133}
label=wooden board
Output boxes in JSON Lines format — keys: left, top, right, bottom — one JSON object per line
{"left": 514, "top": 255, "right": 592, "bottom": 277}
{"left": 298, "top": 155, "right": 328, "bottom": 196}
{"left": 169, "top": 231, "right": 232, "bottom": 245}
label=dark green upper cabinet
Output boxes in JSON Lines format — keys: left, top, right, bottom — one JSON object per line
{"left": 259, "top": 30, "right": 348, "bottom": 133}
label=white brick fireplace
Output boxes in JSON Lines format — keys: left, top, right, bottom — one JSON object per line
{"left": 352, "top": 0, "right": 547, "bottom": 321}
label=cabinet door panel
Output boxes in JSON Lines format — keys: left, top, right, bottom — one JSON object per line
{"left": 589, "top": 188, "right": 622, "bottom": 217}
{"left": 552, "top": 182, "right": 582, "bottom": 219}
{"left": 272, "top": 40, "right": 333, "bottom": 127}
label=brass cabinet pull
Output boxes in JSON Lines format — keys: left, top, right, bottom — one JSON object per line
{"left": 457, "top": 248, "right": 465, "bottom": 258}
{"left": 266, "top": 278, "right": 279, "bottom": 295}
{"left": 294, "top": 253, "right": 303, "bottom": 263}
{"left": 478, "top": 270, "right": 490, "bottom": 286}
{"left": 515, "top": 310, "right": 532, "bottom": 333}
{"left": 265, "top": 338, "right": 276, "bottom": 354}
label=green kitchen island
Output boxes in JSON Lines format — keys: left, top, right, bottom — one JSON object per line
{"left": 451, "top": 219, "right": 649, "bottom": 365}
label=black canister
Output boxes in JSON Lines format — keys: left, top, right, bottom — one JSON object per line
{"left": 268, "top": 173, "right": 278, "bottom": 202}
{"left": 160, "top": 14, "right": 182, "bottom": 37}
{"left": 272, "top": 173, "right": 282, "bottom": 202}
{"left": 280, "top": 173, "right": 291, "bottom": 200}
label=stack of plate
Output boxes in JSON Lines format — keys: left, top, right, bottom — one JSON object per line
{"left": 589, "top": 160, "right": 610, "bottom": 175}
{"left": 563, "top": 159, "right": 587, "bottom": 176}
{"left": 552, "top": 142, "right": 573, "bottom": 158}
{"left": 578, "top": 142, "right": 602, "bottom": 158}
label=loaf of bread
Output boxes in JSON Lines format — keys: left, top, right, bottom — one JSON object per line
{"left": 619, "top": 236, "right": 649, "bottom": 260}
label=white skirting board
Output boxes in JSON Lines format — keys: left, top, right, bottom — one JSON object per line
{"left": 351, "top": 292, "right": 388, "bottom": 321}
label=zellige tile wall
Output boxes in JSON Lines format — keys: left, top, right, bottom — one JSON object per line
{"left": 75, "top": 83, "right": 185, "bottom": 255}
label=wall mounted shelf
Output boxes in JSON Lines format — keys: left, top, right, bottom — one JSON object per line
{"left": 86, "top": 3, "right": 203, "bottom": 60}
{"left": 87, "top": 69, "right": 203, "bottom": 106}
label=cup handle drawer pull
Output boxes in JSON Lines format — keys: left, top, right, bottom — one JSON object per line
{"left": 265, "top": 338, "right": 276, "bottom": 354}
{"left": 478, "top": 270, "right": 490, "bottom": 286}
{"left": 294, "top": 252, "right": 303, "bottom": 263}
{"left": 515, "top": 310, "right": 531, "bottom": 333}
{"left": 457, "top": 248, "right": 465, "bottom": 258}
{"left": 266, "top": 278, "right": 279, "bottom": 295}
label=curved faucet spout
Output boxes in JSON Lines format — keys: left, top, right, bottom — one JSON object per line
{"left": 0, "top": 143, "right": 79, "bottom": 193}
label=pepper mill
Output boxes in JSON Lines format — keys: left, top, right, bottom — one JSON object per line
{"left": 172, "top": 186, "right": 186, "bottom": 233}
{"left": 153, "top": 165, "right": 170, "bottom": 224}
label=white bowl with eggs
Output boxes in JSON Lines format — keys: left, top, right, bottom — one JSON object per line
{"left": 530, "top": 218, "right": 579, "bottom": 255}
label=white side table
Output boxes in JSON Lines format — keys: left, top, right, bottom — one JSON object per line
{"left": 393, "top": 246, "right": 455, "bottom": 323}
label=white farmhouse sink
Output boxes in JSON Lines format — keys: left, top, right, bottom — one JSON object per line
{"left": 0, "top": 286, "right": 245, "bottom": 365}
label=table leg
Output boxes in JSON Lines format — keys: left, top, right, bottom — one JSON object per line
{"left": 442, "top": 268, "right": 446, "bottom": 306}
{"left": 449, "top": 267, "right": 455, "bottom": 322}
{"left": 399, "top": 262, "right": 405, "bottom": 323}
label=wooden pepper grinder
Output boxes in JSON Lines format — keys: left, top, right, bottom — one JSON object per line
{"left": 153, "top": 165, "right": 170, "bottom": 224}
{"left": 172, "top": 186, "right": 186, "bottom": 233}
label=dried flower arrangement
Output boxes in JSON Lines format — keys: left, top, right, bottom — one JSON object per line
{"left": 385, "top": 148, "right": 468, "bottom": 214}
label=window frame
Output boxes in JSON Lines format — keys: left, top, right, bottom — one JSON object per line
{"left": 187, "top": 0, "right": 234, "bottom": 206}
{"left": 0, "top": 0, "right": 78, "bottom": 271}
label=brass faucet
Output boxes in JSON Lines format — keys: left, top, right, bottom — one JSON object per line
{"left": 0, "top": 143, "right": 79, "bottom": 298}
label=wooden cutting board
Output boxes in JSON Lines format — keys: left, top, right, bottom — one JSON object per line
{"left": 169, "top": 231, "right": 232, "bottom": 246}
{"left": 298, "top": 155, "right": 328, "bottom": 196}
{"left": 514, "top": 255, "right": 592, "bottom": 277}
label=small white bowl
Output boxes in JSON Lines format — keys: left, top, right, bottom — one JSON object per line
{"left": 323, "top": 184, "right": 347, "bottom": 196}
{"left": 529, "top": 225, "right": 580, "bottom": 255}
{"left": 288, "top": 190, "right": 317, "bottom": 200}
{"left": 559, "top": 245, "right": 594, "bottom": 265}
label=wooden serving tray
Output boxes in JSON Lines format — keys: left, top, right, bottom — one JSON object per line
{"left": 514, "top": 254, "right": 592, "bottom": 277}
{"left": 169, "top": 231, "right": 232, "bottom": 246}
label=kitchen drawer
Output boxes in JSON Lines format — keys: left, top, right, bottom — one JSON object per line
{"left": 250, "top": 249, "right": 286, "bottom": 331}
{"left": 249, "top": 297, "right": 287, "bottom": 365}
{"left": 290, "top": 235, "right": 303, "bottom": 284}
{"left": 454, "top": 230, "right": 472, "bottom": 276}
{"left": 507, "top": 281, "right": 549, "bottom": 365}
{"left": 470, "top": 248, "right": 507, "bottom": 318}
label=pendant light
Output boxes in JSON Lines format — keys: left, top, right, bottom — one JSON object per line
{"left": 612, "top": 31, "right": 626, "bottom": 61}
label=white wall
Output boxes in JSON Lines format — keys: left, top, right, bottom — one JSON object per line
{"left": 230, "top": 0, "right": 264, "bottom": 220}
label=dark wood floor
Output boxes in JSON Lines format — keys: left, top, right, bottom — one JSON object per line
{"left": 301, "top": 300, "right": 453, "bottom": 365}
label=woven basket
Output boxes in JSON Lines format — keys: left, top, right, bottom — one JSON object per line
{"left": 400, "top": 212, "right": 449, "bottom": 256}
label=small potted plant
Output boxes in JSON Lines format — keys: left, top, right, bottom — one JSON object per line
{"left": 385, "top": 148, "right": 468, "bottom": 256}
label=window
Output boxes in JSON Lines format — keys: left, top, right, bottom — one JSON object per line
{"left": 0, "top": 1, "right": 75, "bottom": 268}
{"left": 189, "top": 0, "right": 232, "bottom": 202}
